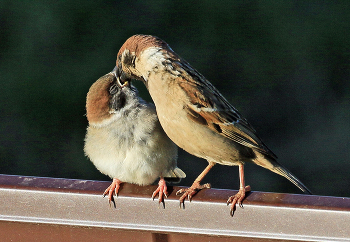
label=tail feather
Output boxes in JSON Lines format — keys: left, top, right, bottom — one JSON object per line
{"left": 273, "top": 165, "right": 312, "bottom": 194}
{"left": 173, "top": 167, "right": 186, "bottom": 179}
{"left": 163, "top": 167, "right": 186, "bottom": 184}
{"left": 254, "top": 153, "right": 312, "bottom": 194}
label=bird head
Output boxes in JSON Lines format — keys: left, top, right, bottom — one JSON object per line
{"left": 86, "top": 70, "right": 137, "bottom": 127}
{"left": 86, "top": 72, "right": 117, "bottom": 125}
{"left": 114, "top": 34, "right": 177, "bottom": 87}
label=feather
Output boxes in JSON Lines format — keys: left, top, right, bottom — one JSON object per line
{"left": 179, "top": 79, "right": 277, "bottom": 159}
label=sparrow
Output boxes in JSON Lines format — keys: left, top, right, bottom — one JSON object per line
{"left": 114, "top": 34, "right": 312, "bottom": 215}
{"left": 84, "top": 70, "right": 186, "bottom": 206}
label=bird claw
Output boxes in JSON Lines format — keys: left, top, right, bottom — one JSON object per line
{"left": 177, "top": 182, "right": 211, "bottom": 208}
{"left": 103, "top": 178, "right": 122, "bottom": 207}
{"left": 227, "top": 185, "right": 251, "bottom": 216}
{"left": 152, "top": 178, "right": 168, "bottom": 208}
{"left": 108, "top": 198, "right": 116, "bottom": 208}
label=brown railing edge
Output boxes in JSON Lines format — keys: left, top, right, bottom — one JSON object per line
{"left": 0, "top": 173, "right": 349, "bottom": 211}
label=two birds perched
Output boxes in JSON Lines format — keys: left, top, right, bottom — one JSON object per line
{"left": 85, "top": 34, "right": 311, "bottom": 215}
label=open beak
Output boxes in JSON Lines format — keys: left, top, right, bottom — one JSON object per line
{"left": 112, "top": 66, "right": 129, "bottom": 88}
{"left": 117, "top": 76, "right": 129, "bottom": 88}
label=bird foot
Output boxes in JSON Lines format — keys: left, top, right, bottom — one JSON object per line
{"left": 227, "top": 185, "right": 251, "bottom": 216}
{"left": 103, "top": 178, "right": 122, "bottom": 207}
{"left": 176, "top": 181, "right": 211, "bottom": 208}
{"left": 152, "top": 178, "right": 168, "bottom": 208}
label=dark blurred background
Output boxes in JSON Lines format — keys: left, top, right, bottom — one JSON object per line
{"left": 1, "top": 1, "right": 349, "bottom": 197}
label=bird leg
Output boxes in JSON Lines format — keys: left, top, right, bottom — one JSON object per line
{"left": 176, "top": 162, "right": 214, "bottom": 207}
{"left": 103, "top": 178, "right": 123, "bottom": 207}
{"left": 152, "top": 177, "right": 168, "bottom": 208}
{"left": 227, "top": 164, "right": 251, "bottom": 216}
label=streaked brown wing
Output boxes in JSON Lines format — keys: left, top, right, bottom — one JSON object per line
{"left": 177, "top": 73, "right": 277, "bottom": 159}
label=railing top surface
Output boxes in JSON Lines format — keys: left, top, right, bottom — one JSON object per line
{"left": 0, "top": 173, "right": 348, "bottom": 211}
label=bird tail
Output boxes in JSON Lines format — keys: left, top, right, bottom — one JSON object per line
{"left": 254, "top": 153, "right": 312, "bottom": 194}
{"left": 173, "top": 167, "right": 186, "bottom": 179}
{"left": 163, "top": 167, "right": 186, "bottom": 183}
{"left": 272, "top": 165, "right": 312, "bottom": 194}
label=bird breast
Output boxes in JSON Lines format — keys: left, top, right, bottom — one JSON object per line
{"left": 143, "top": 67, "right": 242, "bottom": 166}
{"left": 84, "top": 103, "right": 178, "bottom": 185}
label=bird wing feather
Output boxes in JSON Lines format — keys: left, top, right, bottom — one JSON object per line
{"left": 176, "top": 63, "right": 277, "bottom": 159}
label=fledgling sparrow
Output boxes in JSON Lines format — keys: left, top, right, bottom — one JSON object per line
{"left": 114, "top": 34, "right": 312, "bottom": 216}
{"left": 84, "top": 70, "right": 186, "bottom": 206}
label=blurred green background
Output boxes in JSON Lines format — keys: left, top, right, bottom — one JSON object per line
{"left": 1, "top": 1, "right": 349, "bottom": 197}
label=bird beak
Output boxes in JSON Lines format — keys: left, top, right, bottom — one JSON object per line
{"left": 112, "top": 66, "right": 129, "bottom": 88}
{"left": 117, "top": 76, "right": 129, "bottom": 88}
{"left": 112, "top": 66, "right": 118, "bottom": 77}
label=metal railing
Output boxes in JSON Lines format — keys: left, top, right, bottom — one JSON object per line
{"left": 0, "top": 174, "right": 349, "bottom": 241}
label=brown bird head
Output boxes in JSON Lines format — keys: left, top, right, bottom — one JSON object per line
{"left": 86, "top": 71, "right": 134, "bottom": 126}
{"left": 114, "top": 34, "right": 179, "bottom": 86}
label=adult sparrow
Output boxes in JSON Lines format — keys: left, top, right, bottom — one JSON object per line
{"left": 84, "top": 70, "right": 186, "bottom": 206}
{"left": 114, "top": 35, "right": 312, "bottom": 215}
